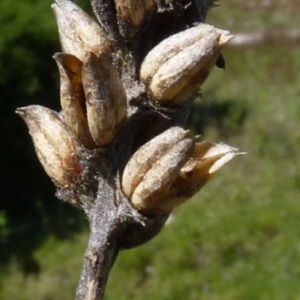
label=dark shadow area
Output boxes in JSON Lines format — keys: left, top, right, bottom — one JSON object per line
{"left": 0, "top": 1, "right": 88, "bottom": 275}
{"left": 187, "top": 93, "right": 248, "bottom": 138}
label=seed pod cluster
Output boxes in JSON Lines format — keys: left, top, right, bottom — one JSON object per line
{"left": 122, "top": 127, "right": 243, "bottom": 213}
{"left": 17, "top": 0, "right": 128, "bottom": 188}
{"left": 17, "top": 0, "right": 242, "bottom": 220}
{"left": 52, "top": 0, "right": 127, "bottom": 148}
{"left": 140, "top": 23, "right": 233, "bottom": 106}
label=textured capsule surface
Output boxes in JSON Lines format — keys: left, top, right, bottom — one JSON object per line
{"left": 16, "top": 105, "right": 81, "bottom": 187}
{"left": 52, "top": 0, "right": 111, "bottom": 62}
{"left": 54, "top": 53, "right": 95, "bottom": 148}
{"left": 121, "top": 127, "right": 189, "bottom": 198}
{"left": 140, "top": 23, "right": 233, "bottom": 105}
{"left": 82, "top": 52, "right": 127, "bottom": 147}
{"left": 130, "top": 137, "right": 194, "bottom": 212}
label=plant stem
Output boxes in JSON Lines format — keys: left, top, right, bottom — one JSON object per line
{"left": 75, "top": 190, "right": 121, "bottom": 300}
{"left": 75, "top": 231, "right": 119, "bottom": 300}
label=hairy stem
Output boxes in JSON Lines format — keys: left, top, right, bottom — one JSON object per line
{"left": 75, "top": 174, "right": 122, "bottom": 300}
{"left": 75, "top": 229, "right": 119, "bottom": 300}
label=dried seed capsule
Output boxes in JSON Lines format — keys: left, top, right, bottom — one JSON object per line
{"left": 115, "top": 0, "right": 155, "bottom": 39}
{"left": 82, "top": 52, "right": 127, "bottom": 147}
{"left": 140, "top": 23, "right": 233, "bottom": 105}
{"left": 122, "top": 126, "right": 189, "bottom": 198}
{"left": 52, "top": 0, "right": 111, "bottom": 62}
{"left": 53, "top": 53, "right": 95, "bottom": 149}
{"left": 131, "top": 137, "right": 194, "bottom": 212}
{"left": 16, "top": 105, "right": 81, "bottom": 187}
{"left": 155, "top": 142, "right": 244, "bottom": 211}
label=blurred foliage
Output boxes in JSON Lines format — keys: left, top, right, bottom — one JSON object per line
{"left": 1, "top": 0, "right": 300, "bottom": 299}
{"left": 0, "top": 0, "right": 90, "bottom": 274}
{"left": 0, "top": 211, "right": 10, "bottom": 243}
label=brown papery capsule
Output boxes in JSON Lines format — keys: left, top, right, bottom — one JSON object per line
{"left": 82, "top": 52, "right": 127, "bottom": 147}
{"left": 156, "top": 142, "right": 244, "bottom": 212}
{"left": 115, "top": 0, "right": 155, "bottom": 39}
{"left": 121, "top": 126, "right": 189, "bottom": 198}
{"left": 53, "top": 53, "right": 95, "bottom": 149}
{"left": 130, "top": 137, "right": 194, "bottom": 212}
{"left": 52, "top": 0, "right": 111, "bottom": 62}
{"left": 16, "top": 105, "right": 81, "bottom": 187}
{"left": 140, "top": 23, "right": 233, "bottom": 105}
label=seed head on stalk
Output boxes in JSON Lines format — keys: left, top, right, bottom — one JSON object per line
{"left": 16, "top": 0, "right": 244, "bottom": 299}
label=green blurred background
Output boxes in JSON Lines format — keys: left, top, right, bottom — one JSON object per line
{"left": 1, "top": 0, "right": 300, "bottom": 299}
